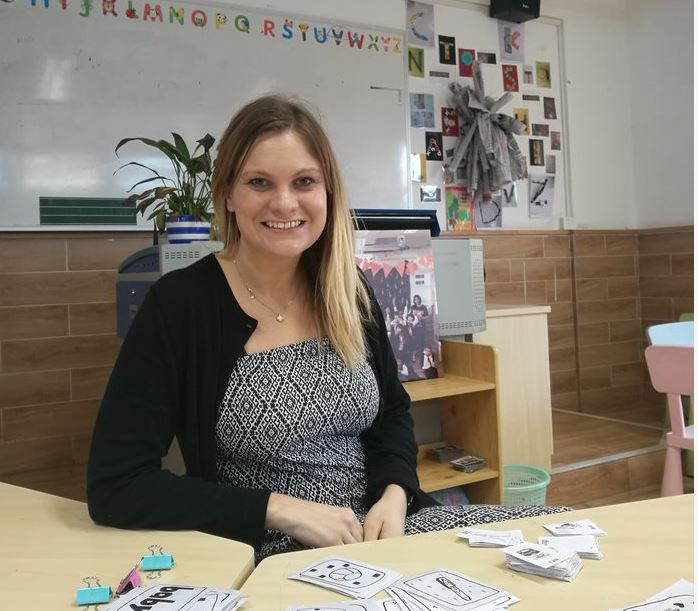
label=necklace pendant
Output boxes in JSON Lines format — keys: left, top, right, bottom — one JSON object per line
{"left": 275, "top": 313, "right": 284, "bottom": 323}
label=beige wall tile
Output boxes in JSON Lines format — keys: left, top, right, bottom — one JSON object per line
{"left": 575, "top": 256, "right": 636, "bottom": 279}
{"left": 546, "top": 278, "right": 572, "bottom": 302}
{"left": 525, "top": 281, "right": 546, "bottom": 304}
{"left": 550, "top": 370, "right": 578, "bottom": 394}
{"left": 554, "top": 258, "right": 572, "bottom": 279}
{"left": 577, "top": 322, "right": 610, "bottom": 346}
{"left": 2, "top": 399, "right": 99, "bottom": 442}
{"left": 0, "top": 239, "right": 66, "bottom": 273}
{"left": 70, "top": 303, "right": 116, "bottom": 335}
{"left": 573, "top": 235, "right": 605, "bottom": 256}
{"left": 0, "top": 371, "right": 70, "bottom": 408}
{"left": 579, "top": 341, "right": 640, "bottom": 368}
{"left": 672, "top": 298, "right": 694, "bottom": 320}
{"left": 639, "top": 255, "right": 671, "bottom": 277}
{"left": 640, "top": 297, "right": 675, "bottom": 320}
{"left": 72, "top": 433, "right": 93, "bottom": 466}
{"left": 67, "top": 237, "right": 153, "bottom": 271}
{"left": 483, "top": 260, "right": 510, "bottom": 283}
{"left": 639, "top": 231, "right": 693, "bottom": 255}
{"left": 609, "top": 319, "right": 643, "bottom": 342}
{"left": 509, "top": 260, "right": 524, "bottom": 281}
{"left": 548, "top": 324, "right": 575, "bottom": 350}
{"left": 577, "top": 298, "right": 638, "bottom": 324}
{"left": 0, "top": 305, "right": 69, "bottom": 340}
{"left": 607, "top": 277, "right": 639, "bottom": 299}
{"left": 524, "top": 259, "right": 556, "bottom": 281}
{"left": 611, "top": 363, "right": 645, "bottom": 387}
{"left": 576, "top": 278, "right": 607, "bottom": 302}
{"left": 549, "top": 347, "right": 576, "bottom": 372}
{"left": 485, "top": 282, "right": 525, "bottom": 304}
{"left": 548, "top": 302, "right": 574, "bottom": 326}
{"left": 71, "top": 366, "right": 112, "bottom": 401}
{"left": 605, "top": 234, "right": 638, "bottom": 255}
{"left": 581, "top": 384, "right": 641, "bottom": 413}
{"left": 671, "top": 254, "right": 694, "bottom": 276}
{"left": 1, "top": 335, "right": 119, "bottom": 373}
{"left": 550, "top": 391, "right": 579, "bottom": 411}
{"left": 0, "top": 271, "right": 116, "bottom": 307}
{"left": 544, "top": 235, "right": 571, "bottom": 258}
{"left": 0, "top": 437, "right": 75, "bottom": 477}
{"left": 639, "top": 275, "right": 693, "bottom": 299}
{"left": 483, "top": 236, "right": 544, "bottom": 259}
{"left": 579, "top": 366, "right": 612, "bottom": 390}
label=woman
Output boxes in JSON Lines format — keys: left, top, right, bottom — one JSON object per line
{"left": 87, "top": 95, "right": 567, "bottom": 560}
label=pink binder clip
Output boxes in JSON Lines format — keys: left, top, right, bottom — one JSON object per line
{"left": 115, "top": 565, "right": 142, "bottom": 596}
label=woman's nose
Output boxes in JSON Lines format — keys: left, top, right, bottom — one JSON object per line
{"left": 270, "top": 186, "right": 298, "bottom": 213}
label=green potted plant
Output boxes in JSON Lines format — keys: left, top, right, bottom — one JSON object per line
{"left": 115, "top": 132, "right": 215, "bottom": 243}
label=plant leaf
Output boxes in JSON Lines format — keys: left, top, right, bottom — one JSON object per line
{"left": 126, "top": 175, "right": 175, "bottom": 193}
{"left": 115, "top": 137, "right": 161, "bottom": 157}
{"left": 172, "top": 133, "right": 191, "bottom": 163}
{"left": 113, "top": 161, "right": 173, "bottom": 182}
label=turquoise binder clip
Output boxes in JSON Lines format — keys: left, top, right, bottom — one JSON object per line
{"left": 76, "top": 576, "right": 113, "bottom": 606}
{"left": 141, "top": 544, "right": 174, "bottom": 577}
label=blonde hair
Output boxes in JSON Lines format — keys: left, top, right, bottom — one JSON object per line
{"left": 211, "top": 94, "right": 372, "bottom": 367}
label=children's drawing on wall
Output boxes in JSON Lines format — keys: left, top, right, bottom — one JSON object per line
{"left": 410, "top": 93, "right": 435, "bottom": 127}
{"left": 407, "top": 1, "right": 435, "bottom": 46}
{"left": 408, "top": 46, "right": 425, "bottom": 77}
{"left": 543, "top": 96, "right": 557, "bottom": 119}
{"left": 420, "top": 185, "right": 441, "bottom": 203}
{"left": 497, "top": 20, "right": 525, "bottom": 62}
{"left": 441, "top": 107, "right": 459, "bottom": 136}
{"left": 536, "top": 61, "right": 551, "bottom": 88}
{"left": 438, "top": 35, "right": 457, "bottom": 64}
{"left": 477, "top": 51, "right": 497, "bottom": 64}
{"left": 474, "top": 192, "right": 502, "bottom": 228}
{"left": 497, "top": 182, "right": 518, "bottom": 207}
{"left": 550, "top": 131, "right": 561, "bottom": 150}
{"left": 531, "top": 123, "right": 549, "bottom": 137}
{"left": 502, "top": 64, "right": 519, "bottom": 92}
{"left": 458, "top": 48, "right": 476, "bottom": 77}
{"left": 529, "top": 139, "right": 544, "bottom": 165}
{"left": 545, "top": 155, "right": 556, "bottom": 174}
{"left": 528, "top": 175, "right": 555, "bottom": 218}
{"left": 425, "top": 131, "right": 443, "bottom": 161}
{"left": 445, "top": 185, "right": 474, "bottom": 230}
{"left": 410, "top": 153, "right": 427, "bottom": 182}
{"left": 523, "top": 64, "right": 534, "bottom": 85}
{"left": 354, "top": 229, "right": 442, "bottom": 382}
{"left": 513, "top": 108, "right": 530, "bottom": 135}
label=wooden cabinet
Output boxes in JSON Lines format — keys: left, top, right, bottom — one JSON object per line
{"left": 402, "top": 340, "right": 502, "bottom": 504}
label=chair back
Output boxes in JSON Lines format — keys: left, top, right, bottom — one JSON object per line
{"left": 646, "top": 321, "right": 694, "bottom": 347}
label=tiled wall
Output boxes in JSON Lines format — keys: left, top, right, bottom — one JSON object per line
{"left": 0, "top": 233, "right": 151, "bottom": 500}
{"left": 0, "top": 227, "right": 692, "bottom": 500}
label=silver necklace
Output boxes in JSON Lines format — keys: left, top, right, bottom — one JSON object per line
{"left": 232, "top": 259, "right": 298, "bottom": 323}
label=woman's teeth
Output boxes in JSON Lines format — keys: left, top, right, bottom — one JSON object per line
{"left": 264, "top": 220, "right": 302, "bottom": 229}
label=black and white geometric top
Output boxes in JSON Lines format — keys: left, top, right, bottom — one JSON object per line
{"left": 216, "top": 338, "right": 568, "bottom": 560}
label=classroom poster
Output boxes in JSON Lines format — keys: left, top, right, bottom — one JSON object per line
{"left": 407, "top": 1, "right": 435, "bottom": 46}
{"left": 498, "top": 20, "right": 525, "bottom": 62}
{"left": 445, "top": 185, "right": 474, "bottom": 231}
{"left": 528, "top": 175, "right": 555, "bottom": 217}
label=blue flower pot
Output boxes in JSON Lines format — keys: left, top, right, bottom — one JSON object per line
{"left": 165, "top": 214, "right": 211, "bottom": 244}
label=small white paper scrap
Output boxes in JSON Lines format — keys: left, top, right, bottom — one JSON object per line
{"left": 543, "top": 518, "right": 607, "bottom": 536}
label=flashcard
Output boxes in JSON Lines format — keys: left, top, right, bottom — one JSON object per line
{"left": 289, "top": 558, "right": 402, "bottom": 600}
{"left": 539, "top": 534, "right": 602, "bottom": 559}
{"left": 285, "top": 601, "right": 384, "bottom": 611}
{"left": 610, "top": 579, "right": 694, "bottom": 611}
{"left": 503, "top": 542, "right": 575, "bottom": 569}
{"left": 104, "top": 585, "right": 208, "bottom": 611}
{"left": 543, "top": 519, "right": 607, "bottom": 536}
{"left": 458, "top": 528, "right": 524, "bottom": 547}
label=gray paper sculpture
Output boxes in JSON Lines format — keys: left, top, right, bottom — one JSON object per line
{"left": 444, "top": 60, "right": 527, "bottom": 196}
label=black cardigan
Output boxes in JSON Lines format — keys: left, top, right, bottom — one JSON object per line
{"left": 87, "top": 254, "right": 434, "bottom": 550}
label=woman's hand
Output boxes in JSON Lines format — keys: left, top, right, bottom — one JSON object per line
{"left": 363, "top": 484, "right": 408, "bottom": 541}
{"left": 265, "top": 493, "right": 364, "bottom": 548}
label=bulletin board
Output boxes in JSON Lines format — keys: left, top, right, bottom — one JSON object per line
{"left": 406, "top": 0, "right": 570, "bottom": 230}
{"left": 0, "top": 1, "right": 408, "bottom": 229}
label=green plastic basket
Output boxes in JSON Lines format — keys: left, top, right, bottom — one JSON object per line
{"left": 503, "top": 464, "right": 551, "bottom": 506}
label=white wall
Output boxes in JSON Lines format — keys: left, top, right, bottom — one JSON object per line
{"left": 626, "top": 0, "right": 693, "bottom": 228}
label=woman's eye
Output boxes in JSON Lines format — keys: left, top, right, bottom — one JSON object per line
{"left": 249, "top": 178, "right": 268, "bottom": 187}
{"left": 296, "top": 177, "right": 316, "bottom": 187}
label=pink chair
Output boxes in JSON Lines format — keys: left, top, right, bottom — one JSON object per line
{"left": 644, "top": 345, "right": 694, "bottom": 496}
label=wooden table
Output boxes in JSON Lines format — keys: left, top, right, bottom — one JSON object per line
{"left": 240, "top": 495, "right": 694, "bottom": 610}
{"left": 0, "top": 483, "right": 255, "bottom": 609}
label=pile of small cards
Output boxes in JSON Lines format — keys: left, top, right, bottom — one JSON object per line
{"left": 103, "top": 584, "right": 245, "bottom": 611}
{"left": 288, "top": 557, "right": 519, "bottom": 610}
{"left": 457, "top": 527, "right": 524, "bottom": 548}
{"left": 450, "top": 456, "right": 487, "bottom": 473}
{"left": 541, "top": 518, "right": 606, "bottom": 560}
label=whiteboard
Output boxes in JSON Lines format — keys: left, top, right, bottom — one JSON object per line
{"left": 0, "top": 1, "right": 408, "bottom": 229}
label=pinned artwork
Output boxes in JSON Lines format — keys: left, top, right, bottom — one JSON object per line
{"left": 420, "top": 185, "right": 441, "bottom": 203}
{"left": 477, "top": 51, "right": 497, "bottom": 64}
{"left": 407, "top": 1, "right": 435, "bottom": 46}
{"left": 409, "top": 93, "right": 435, "bottom": 127}
{"left": 551, "top": 131, "right": 561, "bottom": 150}
{"left": 410, "top": 153, "right": 427, "bottom": 183}
{"left": 536, "top": 61, "right": 551, "bottom": 88}
{"left": 474, "top": 192, "right": 502, "bottom": 228}
{"left": 545, "top": 154, "right": 556, "bottom": 174}
{"left": 522, "top": 94, "right": 540, "bottom": 101}
{"left": 523, "top": 64, "right": 533, "bottom": 85}
{"left": 425, "top": 131, "right": 443, "bottom": 161}
{"left": 543, "top": 96, "right": 557, "bottom": 119}
{"left": 438, "top": 35, "right": 457, "bottom": 65}
{"left": 458, "top": 48, "right": 476, "bottom": 77}
{"left": 445, "top": 185, "right": 474, "bottom": 231}
{"left": 528, "top": 175, "right": 555, "bottom": 218}
{"left": 408, "top": 46, "right": 425, "bottom": 77}
{"left": 498, "top": 20, "right": 525, "bottom": 62}
{"left": 441, "top": 107, "right": 459, "bottom": 136}
{"left": 502, "top": 64, "right": 519, "bottom": 92}
{"left": 531, "top": 123, "right": 549, "bottom": 137}
{"left": 529, "top": 139, "right": 544, "bottom": 166}
{"left": 429, "top": 69, "right": 451, "bottom": 79}
{"left": 513, "top": 108, "right": 531, "bottom": 136}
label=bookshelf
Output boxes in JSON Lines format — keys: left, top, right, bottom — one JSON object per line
{"left": 402, "top": 340, "right": 502, "bottom": 504}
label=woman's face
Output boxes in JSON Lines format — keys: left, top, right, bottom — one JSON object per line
{"left": 226, "top": 130, "right": 327, "bottom": 262}
{"left": 413, "top": 295, "right": 422, "bottom": 305}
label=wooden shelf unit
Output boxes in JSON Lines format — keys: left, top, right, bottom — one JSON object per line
{"left": 402, "top": 340, "right": 502, "bottom": 504}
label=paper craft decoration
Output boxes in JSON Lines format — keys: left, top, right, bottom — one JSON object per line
{"left": 355, "top": 230, "right": 441, "bottom": 381}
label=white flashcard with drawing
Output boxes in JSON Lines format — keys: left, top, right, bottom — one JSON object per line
{"left": 610, "top": 578, "right": 694, "bottom": 611}
{"left": 104, "top": 585, "right": 208, "bottom": 611}
{"left": 289, "top": 557, "right": 402, "bottom": 599}
{"left": 284, "top": 601, "right": 383, "bottom": 611}
{"left": 543, "top": 519, "right": 607, "bottom": 536}
{"left": 397, "top": 570, "right": 510, "bottom": 610}
{"left": 503, "top": 542, "right": 575, "bottom": 569}
{"left": 457, "top": 528, "right": 524, "bottom": 547}
{"left": 539, "top": 534, "right": 602, "bottom": 558}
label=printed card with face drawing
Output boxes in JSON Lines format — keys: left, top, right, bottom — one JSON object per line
{"left": 502, "top": 542, "right": 575, "bottom": 569}
{"left": 289, "top": 558, "right": 403, "bottom": 599}
{"left": 391, "top": 569, "right": 515, "bottom": 611}
{"left": 542, "top": 518, "right": 607, "bottom": 536}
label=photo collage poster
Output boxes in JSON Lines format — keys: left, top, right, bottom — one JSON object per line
{"left": 355, "top": 229, "right": 442, "bottom": 382}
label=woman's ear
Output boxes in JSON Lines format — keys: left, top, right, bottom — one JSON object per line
{"left": 225, "top": 191, "right": 235, "bottom": 213}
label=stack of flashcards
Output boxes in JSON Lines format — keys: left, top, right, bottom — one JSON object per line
{"left": 502, "top": 542, "right": 583, "bottom": 582}
{"left": 102, "top": 584, "right": 245, "bottom": 611}
{"left": 288, "top": 557, "right": 402, "bottom": 599}
{"left": 428, "top": 444, "right": 464, "bottom": 463}
{"left": 542, "top": 518, "right": 607, "bottom": 537}
{"left": 539, "top": 534, "right": 603, "bottom": 559}
{"left": 449, "top": 456, "right": 487, "bottom": 473}
{"left": 457, "top": 527, "right": 525, "bottom": 548}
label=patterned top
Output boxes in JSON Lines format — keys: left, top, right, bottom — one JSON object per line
{"left": 215, "top": 337, "right": 380, "bottom": 556}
